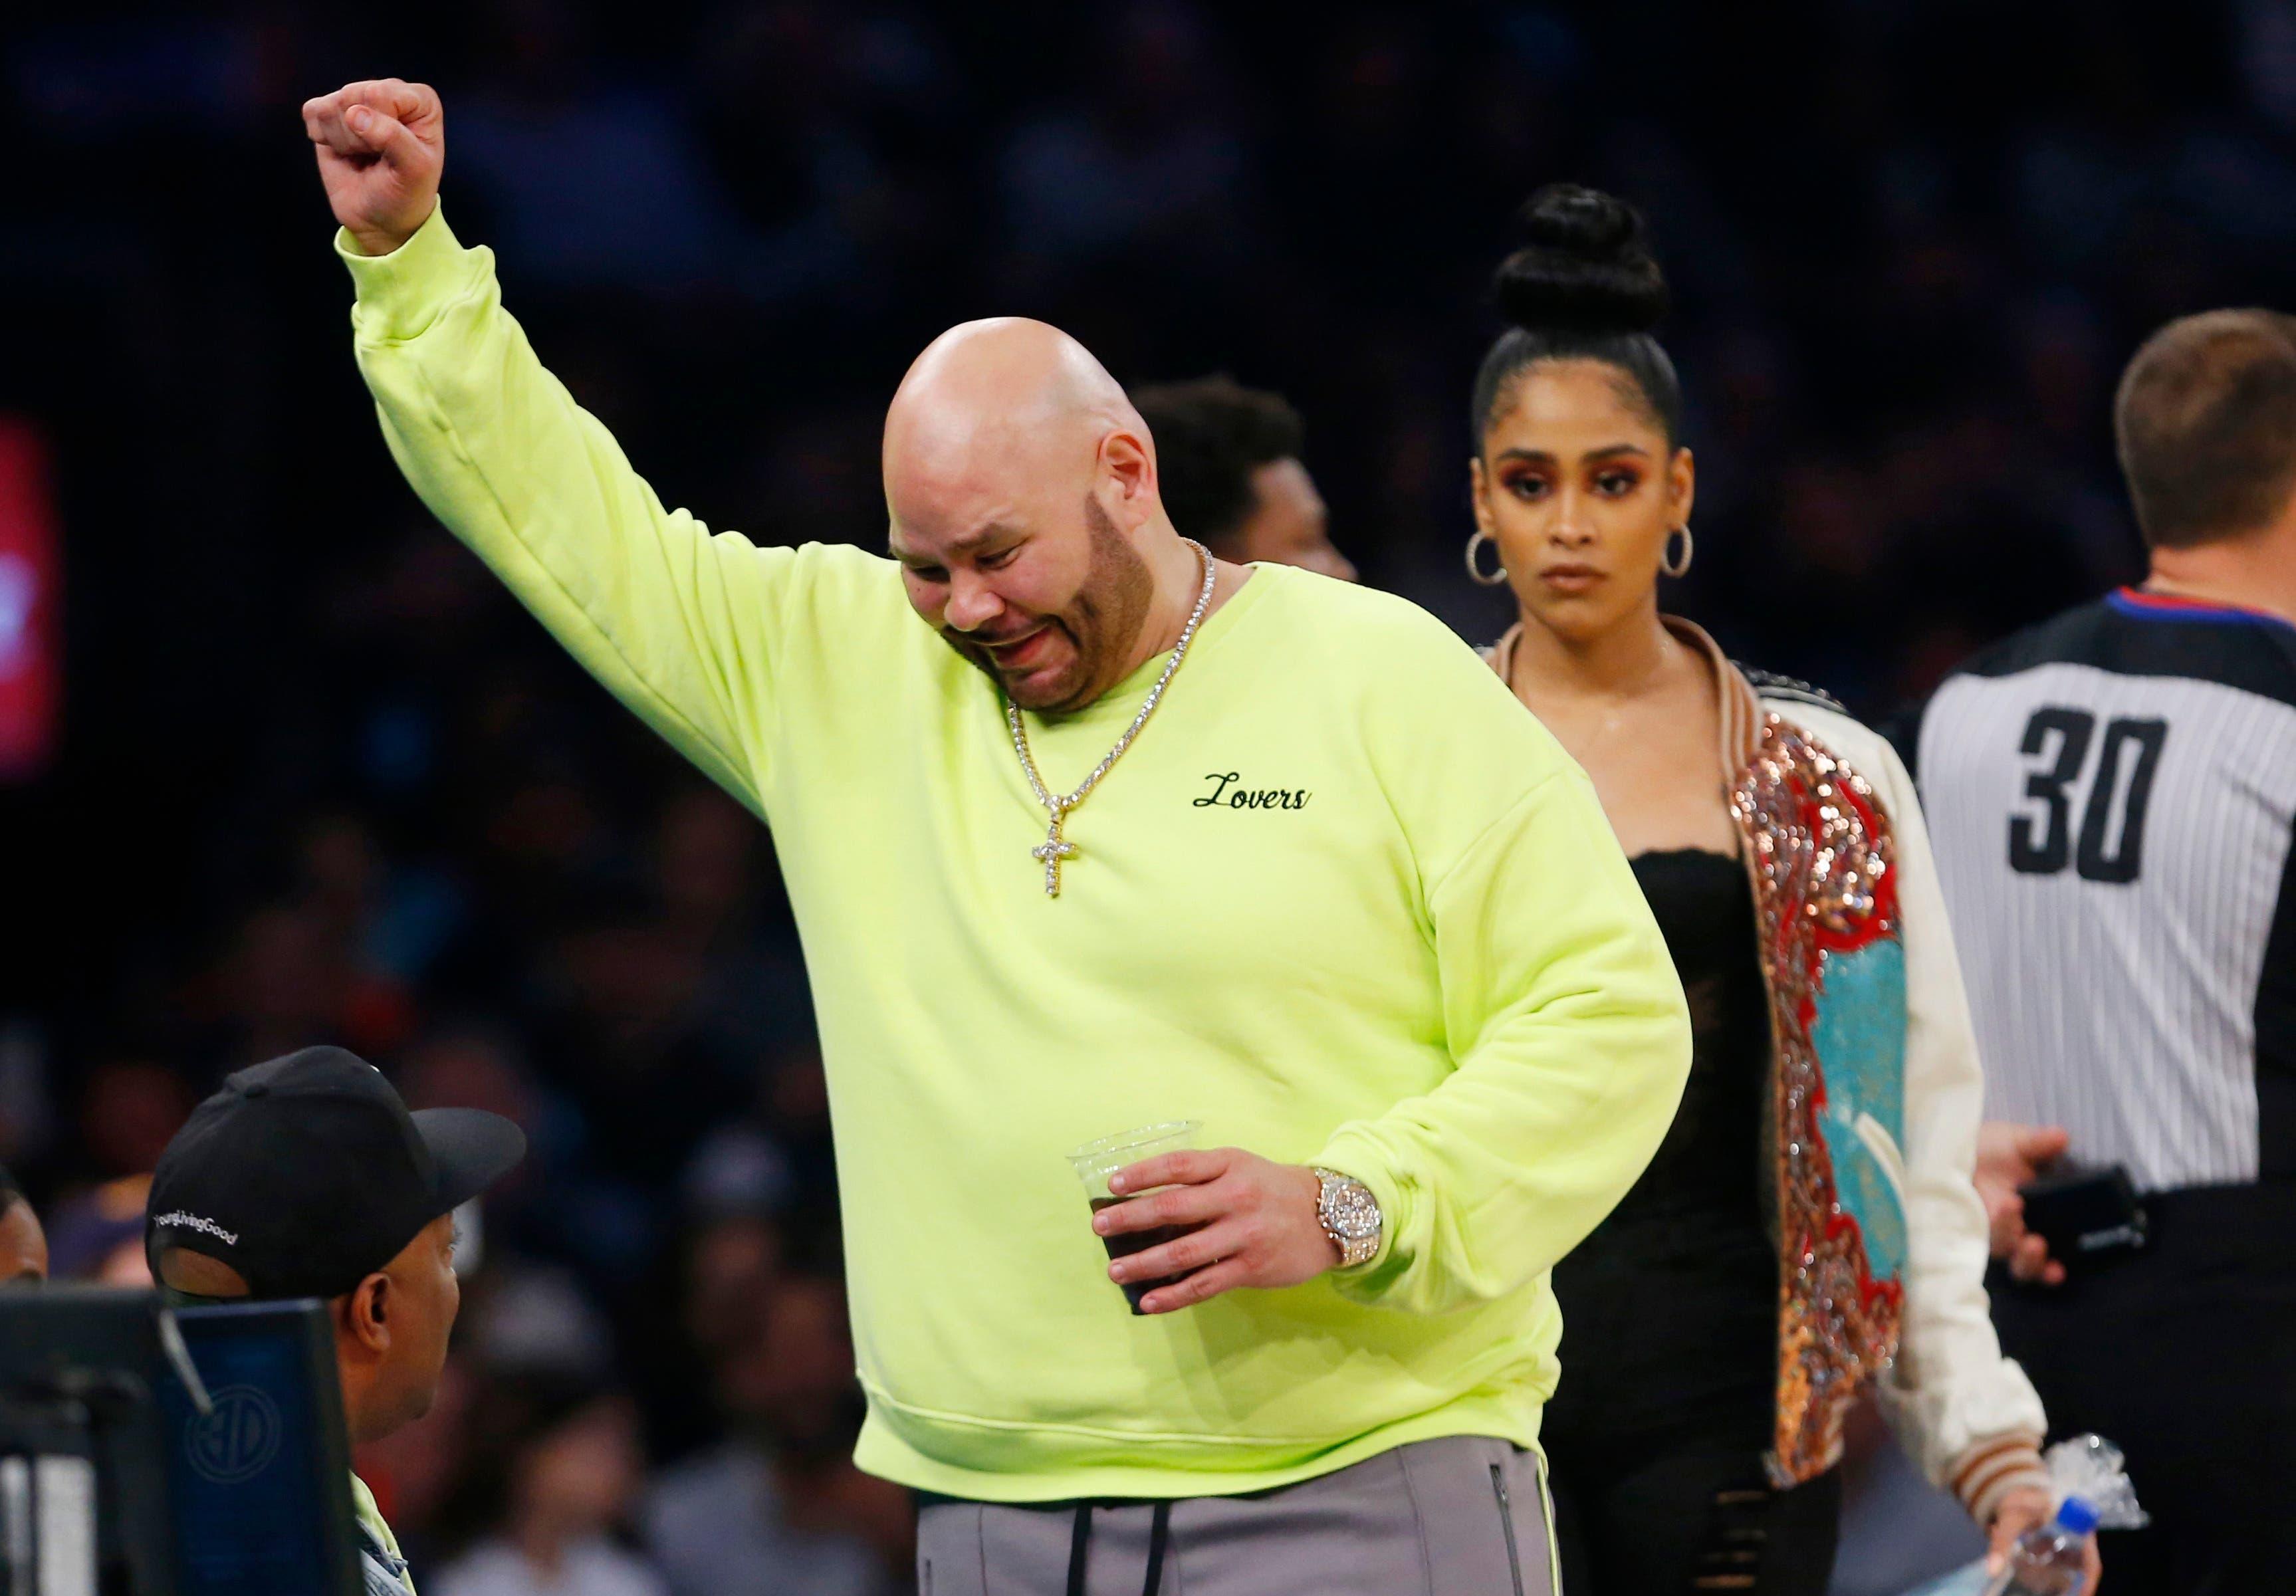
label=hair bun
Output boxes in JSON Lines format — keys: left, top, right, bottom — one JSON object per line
{"left": 1493, "top": 183, "right": 1669, "bottom": 336}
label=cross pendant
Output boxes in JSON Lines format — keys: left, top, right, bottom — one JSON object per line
{"left": 1030, "top": 807, "right": 1079, "bottom": 897}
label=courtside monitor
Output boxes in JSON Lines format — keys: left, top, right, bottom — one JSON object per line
{"left": 0, "top": 1289, "right": 358, "bottom": 1596}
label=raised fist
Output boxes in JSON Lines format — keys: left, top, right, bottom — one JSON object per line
{"left": 302, "top": 78, "right": 444, "bottom": 257}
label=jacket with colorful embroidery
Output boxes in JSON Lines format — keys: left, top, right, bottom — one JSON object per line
{"left": 1490, "top": 621, "right": 2048, "bottom": 1516}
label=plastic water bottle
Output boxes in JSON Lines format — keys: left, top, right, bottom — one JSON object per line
{"left": 1985, "top": 1496, "right": 2099, "bottom": 1595}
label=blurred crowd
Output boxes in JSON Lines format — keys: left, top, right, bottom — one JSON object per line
{"left": 7, "top": 1, "right": 2296, "bottom": 1591}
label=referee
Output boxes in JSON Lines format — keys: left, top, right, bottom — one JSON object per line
{"left": 144, "top": 1046, "right": 526, "bottom": 1596}
{"left": 1911, "top": 309, "right": 2296, "bottom": 1590}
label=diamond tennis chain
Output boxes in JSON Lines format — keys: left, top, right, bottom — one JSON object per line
{"left": 1004, "top": 538, "right": 1216, "bottom": 897}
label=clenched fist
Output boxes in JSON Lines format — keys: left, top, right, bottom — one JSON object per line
{"left": 302, "top": 78, "right": 444, "bottom": 257}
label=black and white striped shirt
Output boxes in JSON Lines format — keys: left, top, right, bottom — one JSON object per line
{"left": 1914, "top": 588, "right": 2296, "bottom": 1193}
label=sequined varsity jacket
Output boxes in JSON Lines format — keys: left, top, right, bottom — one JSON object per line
{"left": 1491, "top": 620, "right": 2050, "bottom": 1523}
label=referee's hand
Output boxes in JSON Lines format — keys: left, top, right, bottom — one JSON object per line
{"left": 1976, "top": 1121, "right": 2071, "bottom": 1286}
{"left": 302, "top": 78, "right": 444, "bottom": 258}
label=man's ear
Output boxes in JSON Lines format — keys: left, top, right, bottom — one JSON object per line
{"left": 341, "top": 1272, "right": 392, "bottom": 1354}
{"left": 1100, "top": 428, "right": 1157, "bottom": 524}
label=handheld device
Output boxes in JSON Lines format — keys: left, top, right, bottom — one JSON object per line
{"left": 2018, "top": 1167, "right": 2148, "bottom": 1266}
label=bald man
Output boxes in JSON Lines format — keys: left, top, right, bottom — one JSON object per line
{"left": 307, "top": 79, "right": 1689, "bottom": 1595}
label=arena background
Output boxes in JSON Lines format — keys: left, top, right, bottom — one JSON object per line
{"left": 1, "top": 3, "right": 2289, "bottom": 1591}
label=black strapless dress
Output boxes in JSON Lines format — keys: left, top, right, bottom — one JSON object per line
{"left": 1540, "top": 848, "right": 1841, "bottom": 1596}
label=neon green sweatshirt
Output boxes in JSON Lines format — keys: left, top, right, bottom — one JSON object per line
{"left": 340, "top": 208, "right": 1691, "bottom": 1502}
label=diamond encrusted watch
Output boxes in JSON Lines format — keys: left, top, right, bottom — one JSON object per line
{"left": 1312, "top": 1167, "right": 1383, "bottom": 1268}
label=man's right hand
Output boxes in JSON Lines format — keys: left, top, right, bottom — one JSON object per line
{"left": 1976, "top": 1120, "right": 2072, "bottom": 1286}
{"left": 302, "top": 79, "right": 444, "bottom": 257}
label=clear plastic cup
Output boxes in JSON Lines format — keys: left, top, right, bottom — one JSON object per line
{"left": 1068, "top": 1121, "right": 1200, "bottom": 1314}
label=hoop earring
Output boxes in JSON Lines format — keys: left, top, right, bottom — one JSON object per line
{"left": 1465, "top": 529, "right": 1509, "bottom": 587}
{"left": 1661, "top": 524, "right": 1694, "bottom": 579}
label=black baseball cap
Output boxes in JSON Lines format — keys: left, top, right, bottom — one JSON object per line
{"left": 146, "top": 1046, "right": 526, "bottom": 1301}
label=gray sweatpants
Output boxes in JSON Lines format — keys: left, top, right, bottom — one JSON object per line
{"left": 917, "top": 1435, "right": 1557, "bottom": 1595}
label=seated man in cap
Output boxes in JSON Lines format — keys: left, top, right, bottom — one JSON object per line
{"left": 144, "top": 1046, "right": 526, "bottom": 1596}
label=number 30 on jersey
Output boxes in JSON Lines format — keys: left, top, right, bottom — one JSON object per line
{"left": 2008, "top": 707, "right": 2168, "bottom": 883}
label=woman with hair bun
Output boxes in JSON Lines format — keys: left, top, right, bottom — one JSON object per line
{"left": 1466, "top": 186, "right": 2091, "bottom": 1592}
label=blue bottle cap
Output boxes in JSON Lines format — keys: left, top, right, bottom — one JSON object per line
{"left": 2054, "top": 1495, "right": 2100, "bottom": 1536}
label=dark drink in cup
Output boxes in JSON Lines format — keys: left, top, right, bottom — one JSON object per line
{"left": 1088, "top": 1197, "right": 1191, "bottom": 1312}
{"left": 1068, "top": 1121, "right": 1201, "bottom": 1317}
